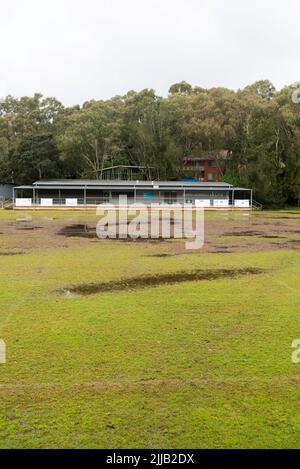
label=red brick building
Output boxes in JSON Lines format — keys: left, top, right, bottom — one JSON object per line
{"left": 182, "top": 150, "right": 229, "bottom": 182}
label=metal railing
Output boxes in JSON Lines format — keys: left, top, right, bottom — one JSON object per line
{"left": 0, "top": 198, "right": 13, "bottom": 209}
{"left": 252, "top": 199, "right": 263, "bottom": 211}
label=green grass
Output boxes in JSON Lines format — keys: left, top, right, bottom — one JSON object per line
{"left": 1, "top": 210, "right": 300, "bottom": 448}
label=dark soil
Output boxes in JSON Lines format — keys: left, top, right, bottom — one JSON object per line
{"left": 0, "top": 251, "right": 25, "bottom": 256}
{"left": 62, "top": 267, "right": 264, "bottom": 296}
{"left": 58, "top": 224, "right": 98, "bottom": 238}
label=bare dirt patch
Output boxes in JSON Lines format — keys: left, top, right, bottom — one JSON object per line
{"left": 61, "top": 267, "right": 264, "bottom": 296}
{"left": 58, "top": 224, "right": 169, "bottom": 242}
{"left": 2, "top": 211, "right": 300, "bottom": 254}
{"left": 199, "top": 214, "right": 300, "bottom": 253}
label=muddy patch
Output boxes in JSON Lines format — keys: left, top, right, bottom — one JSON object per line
{"left": 15, "top": 226, "right": 43, "bottom": 231}
{"left": 58, "top": 224, "right": 98, "bottom": 238}
{"left": 61, "top": 267, "right": 264, "bottom": 296}
{"left": 58, "top": 222, "right": 183, "bottom": 241}
{"left": 212, "top": 246, "right": 235, "bottom": 253}
{"left": 117, "top": 237, "right": 168, "bottom": 243}
{"left": 265, "top": 216, "right": 300, "bottom": 220}
{"left": 0, "top": 251, "right": 25, "bottom": 256}
{"left": 147, "top": 253, "right": 173, "bottom": 258}
{"left": 223, "top": 231, "right": 263, "bottom": 237}
{"left": 259, "top": 235, "right": 286, "bottom": 239}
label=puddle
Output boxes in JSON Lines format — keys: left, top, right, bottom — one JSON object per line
{"left": 62, "top": 289, "right": 75, "bottom": 298}
{"left": 61, "top": 267, "right": 264, "bottom": 296}
{"left": 58, "top": 224, "right": 98, "bottom": 238}
{"left": 59, "top": 223, "right": 183, "bottom": 241}
{"left": 16, "top": 217, "right": 32, "bottom": 222}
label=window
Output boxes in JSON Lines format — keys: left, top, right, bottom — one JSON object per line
{"left": 208, "top": 173, "right": 216, "bottom": 181}
{"left": 208, "top": 160, "right": 216, "bottom": 167}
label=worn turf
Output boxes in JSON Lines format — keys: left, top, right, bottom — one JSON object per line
{"left": 0, "top": 209, "right": 300, "bottom": 448}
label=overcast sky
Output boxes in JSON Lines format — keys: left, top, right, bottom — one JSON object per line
{"left": 0, "top": 0, "right": 299, "bottom": 105}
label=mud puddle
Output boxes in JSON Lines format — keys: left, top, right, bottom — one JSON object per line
{"left": 58, "top": 224, "right": 98, "bottom": 238}
{"left": 61, "top": 267, "right": 264, "bottom": 296}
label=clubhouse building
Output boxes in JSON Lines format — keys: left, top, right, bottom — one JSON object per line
{"left": 13, "top": 179, "right": 254, "bottom": 210}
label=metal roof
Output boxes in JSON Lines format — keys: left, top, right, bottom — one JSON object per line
{"left": 100, "top": 165, "right": 155, "bottom": 171}
{"left": 31, "top": 179, "right": 234, "bottom": 188}
{"left": 13, "top": 180, "right": 251, "bottom": 192}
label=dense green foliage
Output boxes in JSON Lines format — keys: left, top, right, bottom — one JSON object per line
{"left": 1, "top": 80, "right": 300, "bottom": 206}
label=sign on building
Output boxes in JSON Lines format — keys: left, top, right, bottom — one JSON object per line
{"left": 66, "top": 199, "right": 78, "bottom": 206}
{"left": 214, "top": 199, "right": 229, "bottom": 208}
{"left": 234, "top": 200, "right": 250, "bottom": 208}
{"left": 195, "top": 199, "right": 211, "bottom": 208}
{"left": 41, "top": 199, "right": 53, "bottom": 206}
{"left": 15, "top": 198, "right": 32, "bottom": 207}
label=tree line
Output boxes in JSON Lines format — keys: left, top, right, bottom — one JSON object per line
{"left": 0, "top": 79, "right": 299, "bottom": 206}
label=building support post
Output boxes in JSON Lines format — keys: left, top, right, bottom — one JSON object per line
{"left": 84, "top": 187, "right": 87, "bottom": 208}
